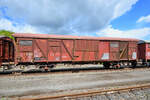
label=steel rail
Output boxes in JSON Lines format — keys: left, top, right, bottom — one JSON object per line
{"left": 22, "top": 84, "right": 150, "bottom": 100}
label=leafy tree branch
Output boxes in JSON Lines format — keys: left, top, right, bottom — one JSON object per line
{"left": 0, "top": 30, "right": 14, "bottom": 40}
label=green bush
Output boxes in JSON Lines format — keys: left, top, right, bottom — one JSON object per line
{"left": 0, "top": 30, "right": 14, "bottom": 40}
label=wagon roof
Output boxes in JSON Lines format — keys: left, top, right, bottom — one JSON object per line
{"left": 138, "top": 40, "right": 150, "bottom": 44}
{"left": 13, "top": 33, "right": 139, "bottom": 42}
{"left": 0, "top": 35, "right": 6, "bottom": 38}
{"left": 0, "top": 35, "right": 10, "bottom": 39}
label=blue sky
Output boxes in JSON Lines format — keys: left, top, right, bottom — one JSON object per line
{"left": 111, "top": 0, "right": 150, "bottom": 30}
{"left": 0, "top": 0, "right": 150, "bottom": 40}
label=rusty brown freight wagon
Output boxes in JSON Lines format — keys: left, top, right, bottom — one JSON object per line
{"left": 138, "top": 40, "right": 150, "bottom": 66}
{"left": 0, "top": 33, "right": 139, "bottom": 70}
{"left": 0, "top": 36, "right": 14, "bottom": 67}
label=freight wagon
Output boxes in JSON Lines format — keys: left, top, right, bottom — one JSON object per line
{"left": 0, "top": 33, "right": 139, "bottom": 70}
{"left": 138, "top": 40, "right": 150, "bottom": 66}
{"left": 0, "top": 36, "right": 14, "bottom": 67}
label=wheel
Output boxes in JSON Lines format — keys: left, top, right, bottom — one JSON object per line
{"left": 103, "top": 62, "right": 110, "bottom": 69}
{"left": 20, "top": 65, "right": 25, "bottom": 69}
{"left": 131, "top": 61, "right": 137, "bottom": 68}
{"left": 3, "top": 66, "right": 8, "bottom": 71}
{"left": 146, "top": 62, "right": 150, "bottom": 67}
{"left": 48, "top": 64, "right": 55, "bottom": 68}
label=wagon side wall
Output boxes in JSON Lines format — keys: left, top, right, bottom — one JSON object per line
{"left": 145, "top": 43, "right": 150, "bottom": 60}
{"left": 15, "top": 37, "right": 139, "bottom": 64}
{"left": 137, "top": 43, "right": 150, "bottom": 61}
{"left": 128, "top": 41, "right": 138, "bottom": 61}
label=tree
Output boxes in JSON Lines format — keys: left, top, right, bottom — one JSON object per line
{"left": 0, "top": 30, "right": 14, "bottom": 40}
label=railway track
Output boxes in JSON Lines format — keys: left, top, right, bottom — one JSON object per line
{"left": 0, "top": 66, "right": 150, "bottom": 76}
{"left": 1, "top": 66, "right": 150, "bottom": 100}
{"left": 21, "top": 83, "right": 150, "bottom": 100}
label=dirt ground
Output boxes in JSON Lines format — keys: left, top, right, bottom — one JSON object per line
{"left": 0, "top": 67, "right": 150, "bottom": 99}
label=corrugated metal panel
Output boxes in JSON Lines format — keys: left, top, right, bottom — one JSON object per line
{"left": 48, "top": 46, "right": 61, "bottom": 62}
{"left": 34, "top": 39, "right": 47, "bottom": 62}
{"left": 17, "top": 38, "right": 33, "bottom": 62}
{"left": 48, "top": 40, "right": 61, "bottom": 62}
{"left": 110, "top": 42, "right": 119, "bottom": 60}
{"left": 75, "top": 40, "right": 87, "bottom": 51}
{"left": 128, "top": 42, "right": 137, "bottom": 60}
{"left": 61, "top": 40, "right": 73, "bottom": 61}
{"left": 86, "top": 40, "right": 99, "bottom": 52}
{"left": 74, "top": 40, "right": 99, "bottom": 61}
{"left": 99, "top": 41, "right": 109, "bottom": 60}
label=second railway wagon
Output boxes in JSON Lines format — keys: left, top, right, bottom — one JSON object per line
{"left": 0, "top": 33, "right": 139, "bottom": 70}
{"left": 0, "top": 36, "right": 14, "bottom": 67}
{"left": 138, "top": 40, "right": 150, "bottom": 66}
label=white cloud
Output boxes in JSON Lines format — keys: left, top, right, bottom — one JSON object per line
{"left": 0, "top": 0, "right": 138, "bottom": 34}
{"left": 0, "top": 18, "right": 40, "bottom": 33}
{"left": 113, "top": 0, "right": 138, "bottom": 19}
{"left": 137, "top": 14, "right": 150, "bottom": 23}
{"left": 97, "top": 25, "right": 150, "bottom": 39}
